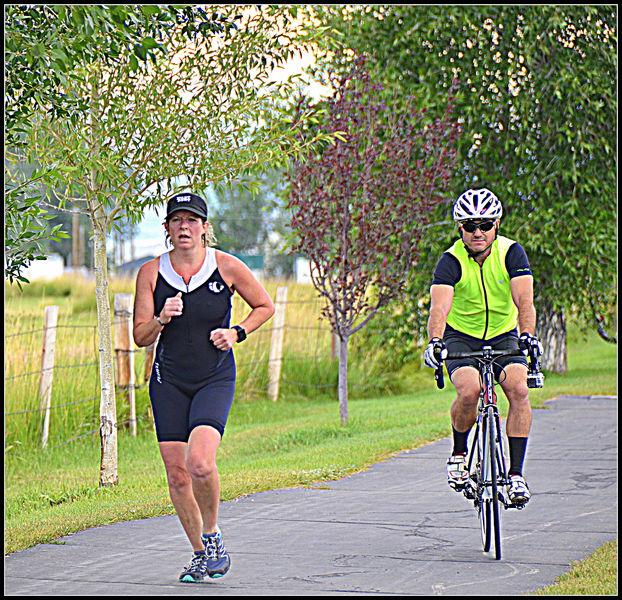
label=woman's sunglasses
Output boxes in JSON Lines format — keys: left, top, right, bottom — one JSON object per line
{"left": 460, "top": 220, "right": 496, "bottom": 233}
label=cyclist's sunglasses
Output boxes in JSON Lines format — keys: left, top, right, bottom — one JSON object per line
{"left": 460, "top": 220, "right": 496, "bottom": 233}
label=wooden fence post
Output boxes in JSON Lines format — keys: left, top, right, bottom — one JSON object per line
{"left": 268, "top": 286, "right": 288, "bottom": 402}
{"left": 114, "top": 294, "right": 136, "bottom": 436}
{"left": 39, "top": 305, "right": 59, "bottom": 448}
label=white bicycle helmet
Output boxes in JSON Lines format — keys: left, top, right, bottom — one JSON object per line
{"left": 453, "top": 188, "right": 503, "bottom": 221}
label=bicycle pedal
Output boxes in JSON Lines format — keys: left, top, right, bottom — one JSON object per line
{"left": 463, "top": 487, "right": 476, "bottom": 500}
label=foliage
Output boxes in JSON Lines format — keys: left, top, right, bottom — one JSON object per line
{"left": 316, "top": 5, "right": 618, "bottom": 358}
{"left": 286, "top": 54, "right": 461, "bottom": 422}
{"left": 8, "top": 5, "right": 334, "bottom": 228}
{"left": 5, "top": 5, "right": 234, "bottom": 148}
{"left": 5, "top": 5, "right": 333, "bottom": 281}
{"left": 4, "top": 180, "right": 70, "bottom": 288}
{"left": 288, "top": 54, "right": 460, "bottom": 339}
{"left": 4, "top": 5, "right": 227, "bottom": 283}
{"left": 207, "top": 169, "right": 296, "bottom": 276}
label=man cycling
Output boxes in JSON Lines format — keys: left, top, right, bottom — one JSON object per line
{"left": 424, "top": 188, "right": 543, "bottom": 506}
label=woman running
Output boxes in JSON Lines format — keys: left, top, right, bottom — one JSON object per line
{"left": 133, "top": 192, "right": 274, "bottom": 583}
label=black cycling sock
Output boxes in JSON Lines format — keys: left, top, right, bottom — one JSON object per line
{"left": 452, "top": 426, "right": 471, "bottom": 456}
{"left": 508, "top": 436, "right": 528, "bottom": 476}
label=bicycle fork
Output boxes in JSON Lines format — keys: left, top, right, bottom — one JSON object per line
{"left": 465, "top": 386, "right": 509, "bottom": 504}
{"left": 477, "top": 391, "right": 524, "bottom": 511}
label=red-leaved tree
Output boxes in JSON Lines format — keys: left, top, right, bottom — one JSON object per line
{"left": 287, "top": 55, "right": 461, "bottom": 424}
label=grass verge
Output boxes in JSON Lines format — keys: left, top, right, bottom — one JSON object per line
{"left": 533, "top": 539, "right": 618, "bottom": 595}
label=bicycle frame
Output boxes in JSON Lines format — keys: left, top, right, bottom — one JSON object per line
{"left": 466, "top": 355, "right": 510, "bottom": 506}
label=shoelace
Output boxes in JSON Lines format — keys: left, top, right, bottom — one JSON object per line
{"left": 204, "top": 535, "right": 223, "bottom": 560}
{"left": 186, "top": 553, "right": 208, "bottom": 574}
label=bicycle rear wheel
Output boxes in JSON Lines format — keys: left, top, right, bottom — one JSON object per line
{"left": 487, "top": 406, "right": 502, "bottom": 560}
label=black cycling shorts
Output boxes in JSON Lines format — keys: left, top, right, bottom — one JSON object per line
{"left": 149, "top": 353, "right": 236, "bottom": 442}
{"left": 444, "top": 327, "right": 527, "bottom": 383}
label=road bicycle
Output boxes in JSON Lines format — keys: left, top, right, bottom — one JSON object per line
{"left": 434, "top": 346, "right": 544, "bottom": 560}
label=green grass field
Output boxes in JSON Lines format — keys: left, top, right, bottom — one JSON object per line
{"left": 4, "top": 277, "right": 618, "bottom": 593}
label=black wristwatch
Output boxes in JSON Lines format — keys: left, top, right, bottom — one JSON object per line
{"left": 232, "top": 325, "right": 247, "bottom": 343}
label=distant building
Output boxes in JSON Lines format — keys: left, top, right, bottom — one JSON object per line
{"left": 229, "top": 252, "right": 265, "bottom": 280}
{"left": 115, "top": 256, "right": 155, "bottom": 279}
{"left": 21, "top": 254, "right": 64, "bottom": 280}
{"left": 294, "top": 257, "right": 312, "bottom": 284}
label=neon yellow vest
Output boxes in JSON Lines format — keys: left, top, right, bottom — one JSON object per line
{"left": 446, "top": 235, "right": 518, "bottom": 339}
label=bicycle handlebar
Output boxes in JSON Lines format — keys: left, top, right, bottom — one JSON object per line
{"left": 434, "top": 348, "right": 539, "bottom": 390}
{"left": 444, "top": 349, "right": 524, "bottom": 360}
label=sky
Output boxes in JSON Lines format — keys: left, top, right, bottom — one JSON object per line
{"left": 133, "top": 206, "right": 168, "bottom": 258}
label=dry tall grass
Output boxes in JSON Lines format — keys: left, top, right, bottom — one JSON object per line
{"left": 5, "top": 275, "right": 341, "bottom": 449}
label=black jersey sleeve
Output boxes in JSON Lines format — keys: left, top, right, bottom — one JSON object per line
{"left": 505, "top": 242, "right": 532, "bottom": 278}
{"left": 432, "top": 253, "right": 462, "bottom": 286}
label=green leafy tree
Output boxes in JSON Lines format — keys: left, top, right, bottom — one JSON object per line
{"left": 208, "top": 173, "right": 281, "bottom": 254}
{"left": 317, "top": 5, "right": 617, "bottom": 371}
{"left": 4, "top": 178, "right": 71, "bottom": 287}
{"left": 5, "top": 4, "right": 335, "bottom": 485}
{"left": 5, "top": 4, "right": 221, "bottom": 283}
{"left": 206, "top": 170, "right": 295, "bottom": 277}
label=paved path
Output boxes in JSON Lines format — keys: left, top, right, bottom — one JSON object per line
{"left": 5, "top": 395, "right": 617, "bottom": 596}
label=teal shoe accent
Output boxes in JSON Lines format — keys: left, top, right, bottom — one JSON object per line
{"left": 179, "top": 551, "right": 208, "bottom": 583}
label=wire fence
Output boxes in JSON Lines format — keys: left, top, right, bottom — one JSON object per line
{"left": 4, "top": 287, "right": 349, "bottom": 450}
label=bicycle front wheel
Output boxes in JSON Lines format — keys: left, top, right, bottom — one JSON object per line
{"left": 479, "top": 498, "right": 492, "bottom": 552}
{"left": 476, "top": 414, "right": 493, "bottom": 553}
{"left": 487, "top": 405, "right": 502, "bottom": 560}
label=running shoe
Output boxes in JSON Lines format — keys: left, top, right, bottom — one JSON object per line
{"left": 508, "top": 474, "right": 531, "bottom": 506}
{"left": 202, "top": 528, "right": 231, "bottom": 579}
{"left": 447, "top": 453, "right": 469, "bottom": 490}
{"left": 179, "top": 551, "right": 209, "bottom": 583}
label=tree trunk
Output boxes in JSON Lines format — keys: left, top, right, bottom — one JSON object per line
{"left": 338, "top": 335, "right": 349, "bottom": 426}
{"left": 535, "top": 299, "right": 567, "bottom": 374}
{"left": 72, "top": 212, "right": 79, "bottom": 267}
{"left": 87, "top": 68, "right": 118, "bottom": 486}
{"left": 92, "top": 215, "right": 119, "bottom": 487}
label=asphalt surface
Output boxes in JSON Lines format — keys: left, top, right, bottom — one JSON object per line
{"left": 5, "top": 395, "right": 618, "bottom": 596}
